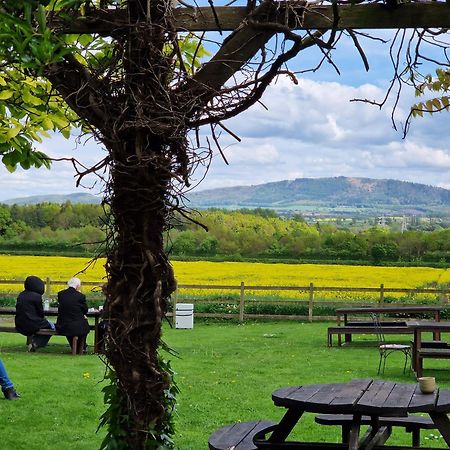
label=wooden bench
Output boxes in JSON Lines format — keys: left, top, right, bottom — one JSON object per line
{"left": 416, "top": 347, "right": 450, "bottom": 377}
{"left": 315, "top": 414, "right": 437, "bottom": 448}
{"left": 327, "top": 325, "right": 413, "bottom": 347}
{"left": 208, "top": 420, "right": 276, "bottom": 450}
{"left": 0, "top": 325, "right": 90, "bottom": 355}
{"left": 209, "top": 419, "right": 440, "bottom": 450}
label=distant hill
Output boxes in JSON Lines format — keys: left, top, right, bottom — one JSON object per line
{"left": 3, "top": 177, "right": 450, "bottom": 217}
{"left": 188, "top": 177, "right": 450, "bottom": 216}
{"left": 1, "top": 193, "right": 101, "bottom": 205}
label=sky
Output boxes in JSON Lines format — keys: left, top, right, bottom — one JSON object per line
{"left": 1, "top": 27, "right": 449, "bottom": 202}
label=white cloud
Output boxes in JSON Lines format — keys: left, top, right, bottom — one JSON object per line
{"left": 225, "top": 142, "right": 279, "bottom": 164}
{"left": 1, "top": 59, "right": 450, "bottom": 202}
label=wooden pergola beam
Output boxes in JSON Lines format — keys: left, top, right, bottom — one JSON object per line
{"left": 50, "top": 3, "right": 450, "bottom": 34}
{"left": 175, "top": 3, "right": 450, "bottom": 32}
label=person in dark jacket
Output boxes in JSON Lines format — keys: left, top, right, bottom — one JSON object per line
{"left": 15, "top": 275, "right": 55, "bottom": 352}
{"left": 56, "top": 277, "right": 90, "bottom": 353}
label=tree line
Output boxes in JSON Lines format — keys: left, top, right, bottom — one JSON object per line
{"left": 1, "top": 202, "right": 449, "bottom": 265}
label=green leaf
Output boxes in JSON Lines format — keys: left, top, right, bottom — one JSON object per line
{"left": 60, "top": 127, "right": 71, "bottom": 139}
{"left": 23, "top": 90, "right": 43, "bottom": 106}
{"left": 6, "top": 126, "right": 21, "bottom": 139}
{"left": 78, "top": 34, "right": 94, "bottom": 46}
{"left": 2, "top": 149, "right": 22, "bottom": 169}
{"left": 432, "top": 98, "right": 441, "bottom": 110}
{"left": 0, "top": 90, "right": 14, "bottom": 100}
{"left": 41, "top": 117, "right": 53, "bottom": 130}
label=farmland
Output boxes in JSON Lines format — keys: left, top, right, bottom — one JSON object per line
{"left": 0, "top": 255, "right": 449, "bottom": 303}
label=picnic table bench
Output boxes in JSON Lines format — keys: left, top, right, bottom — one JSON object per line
{"left": 208, "top": 420, "right": 276, "bottom": 450}
{"left": 406, "top": 320, "right": 450, "bottom": 377}
{"left": 208, "top": 379, "right": 450, "bottom": 450}
{"left": 328, "top": 306, "right": 443, "bottom": 347}
{"left": 0, "top": 307, "right": 101, "bottom": 354}
{"left": 314, "top": 414, "right": 437, "bottom": 448}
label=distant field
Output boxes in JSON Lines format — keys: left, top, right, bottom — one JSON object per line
{"left": 0, "top": 255, "right": 449, "bottom": 303}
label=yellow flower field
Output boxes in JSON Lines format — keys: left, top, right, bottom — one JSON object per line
{"left": 0, "top": 255, "right": 449, "bottom": 302}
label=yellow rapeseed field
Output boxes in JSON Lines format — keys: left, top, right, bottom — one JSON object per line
{"left": 0, "top": 255, "right": 449, "bottom": 301}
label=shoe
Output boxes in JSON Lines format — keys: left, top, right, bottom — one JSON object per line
{"left": 27, "top": 342, "right": 37, "bottom": 352}
{"left": 2, "top": 387, "right": 20, "bottom": 400}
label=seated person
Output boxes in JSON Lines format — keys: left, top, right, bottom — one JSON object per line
{"left": 56, "top": 277, "right": 90, "bottom": 353}
{"left": 15, "top": 275, "right": 55, "bottom": 352}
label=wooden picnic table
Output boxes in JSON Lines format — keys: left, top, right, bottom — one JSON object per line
{"left": 406, "top": 320, "right": 450, "bottom": 378}
{"left": 254, "top": 378, "right": 450, "bottom": 449}
{"left": 331, "top": 306, "right": 443, "bottom": 346}
{"left": 0, "top": 306, "right": 102, "bottom": 353}
{"left": 336, "top": 306, "right": 443, "bottom": 327}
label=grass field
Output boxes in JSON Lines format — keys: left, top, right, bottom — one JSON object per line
{"left": 0, "top": 321, "right": 449, "bottom": 449}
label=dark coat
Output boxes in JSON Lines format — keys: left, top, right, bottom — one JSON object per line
{"left": 15, "top": 276, "right": 49, "bottom": 336}
{"left": 56, "top": 287, "right": 90, "bottom": 337}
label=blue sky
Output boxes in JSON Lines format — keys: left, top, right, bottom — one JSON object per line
{"left": 1, "top": 27, "right": 449, "bottom": 201}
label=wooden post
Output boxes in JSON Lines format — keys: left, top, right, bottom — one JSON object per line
{"left": 172, "top": 280, "right": 178, "bottom": 325}
{"left": 379, "top": 283, "right": 384, "bottom": 306}
{"left": 239, "top": 281, "right": 245, "bottom": 322}
{"left": 45, "top": 277, "right": 52, "bottom": 296}
{"left": 441, "top": 284, "right": 449, "bottom": 305}
{"left": 309, "top": 282, "right": 314, "bottom": 322}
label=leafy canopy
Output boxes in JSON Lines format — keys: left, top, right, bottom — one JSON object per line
{"left": 0, "top": 0, "right": 83, "bottom": 172}
{"left": 412, "top": 68, "right": 450, "bottom": 117}
{"left": 0, "top": 0, "right": 208, "bottom": 173}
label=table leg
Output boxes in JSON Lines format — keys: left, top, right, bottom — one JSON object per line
{"left": 93, "top": 316, "right": 99, "bottom": 354}
{"left": 268, "top": 408, "right": 304, "bottom": 443}
{"left": 348, "top": 413, "right": 361, "bottom": 450}
{"left": 413, "top": 329, "right": 421, "bottom": 375}
{"left": 433, "top": 311, "right": 441, "bottom": 340}
{"left": 429, "top": 412, "right": 450, "bottom": 447}
{"left": 359, "top": 416, "right": 391, "bottom": 450}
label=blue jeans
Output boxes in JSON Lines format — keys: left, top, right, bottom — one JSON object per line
{"left": 31, "top": 320, "right": 55, "bottom": 349}
{"left": 0, "top": 357, "right": 14, "bottom": 390}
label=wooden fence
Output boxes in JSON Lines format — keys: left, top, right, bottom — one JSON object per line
{"left": 1, "top": 279, "right": 449, "bottom": 322}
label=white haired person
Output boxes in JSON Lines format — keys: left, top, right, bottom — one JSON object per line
{"left": 56, "top": 277, "right": 90, "bottom": 354}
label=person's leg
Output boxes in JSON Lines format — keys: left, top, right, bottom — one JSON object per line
{"left": 44, "top": 320, "right": 55, "bottom": 330}
{"left": 66, "top": 336, "right": 74, "bottom": 351}
{"left": 0, "top": 357, "right": 19, "bottom": 400}
{"left": 30, "top": 333, "right": 52, "bottom": 349}
{"left": 81, "top": 334, "right": 88, "bottom": 353}
{"left": 0, "top": 357, "right": 13, "bottom": 390}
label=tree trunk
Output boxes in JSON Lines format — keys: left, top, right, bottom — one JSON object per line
{"left": 104, "top": 133, "right": 177, "bottom": 449}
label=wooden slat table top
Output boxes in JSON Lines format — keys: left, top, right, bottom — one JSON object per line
{"left": 272, "top": 379, "right": 371, "bottom": 412}
{"left": 0, "top": 306, "right": 101, "bottom": 318}
{"left": 336, "top": 306, "right": 444, "bottom": 314}
{"left": 272, "top": 379, "right": 448, "bottom": 417}
{"left": 406, "top": 320, "right": 450, "bottom": 330}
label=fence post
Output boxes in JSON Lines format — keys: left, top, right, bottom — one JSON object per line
{"left": 172, "top": 280, "right": 178, "bottom": 325}
{"left": 239, "top": 282, "right": 245, "bottom": 322}
{"left": 441, "top": 284, "right": 449, "bottom": 305}
{"left": 46, "top": 277, "right": 52, "bottom": 296}
{"left": 309, "top": 282, "right": 314, "bottom": 322}
{"left": 379, "top": 283, "right": 384, "bottom": 306}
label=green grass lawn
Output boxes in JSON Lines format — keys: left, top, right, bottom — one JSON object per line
{"left": 0, "top": 321, "right": 449, "bottom": 449}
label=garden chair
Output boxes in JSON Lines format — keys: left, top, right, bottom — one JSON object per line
{"left": 370, "top": 313, "right": 411, "bottom": 374}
